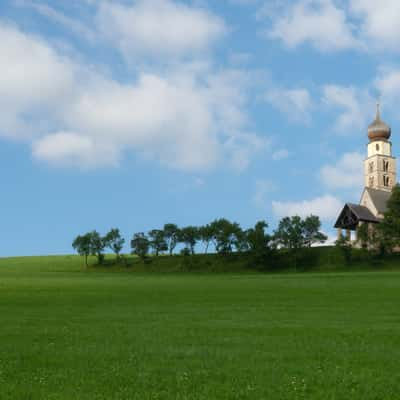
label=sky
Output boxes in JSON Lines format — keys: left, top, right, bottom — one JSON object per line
{"left": 1, "top": 0, "right": 400, "bottom": 256}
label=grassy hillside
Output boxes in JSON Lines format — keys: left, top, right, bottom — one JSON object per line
{"left": 1, "top": 254, "right": 400, "bottom": 399}
{"left": 1, "top": 246, "right": 399, "bottom": 275}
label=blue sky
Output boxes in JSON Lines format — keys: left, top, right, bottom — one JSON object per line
{"left": 1, "top": 0, "right": 400, "bottom": 256}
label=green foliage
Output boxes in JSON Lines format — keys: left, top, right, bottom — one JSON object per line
{"left": 303, "top": 215, "right": 328, "bottom": 247}
{"left": 198, "top": 224, "right": 214, "bottom": 254}
{"left": 274, "top": 216, "right": 305, "bottom": 251}
{"left": 246, "top": 221, "right": 274, "bottom": 268}
{"left": 163, "top": 223, "right": 180, "bottom": 255}
{"left": 210, "top": 218, "right": 244, "bottom": 255}
{"left": 275, "top": 215, "right": 327, "bottom": 250}
{"left": 72, "top": 231, "right": 106, "bottom": 266}
{"left": 178, "top": 226, "right": 199, "bottom": 255}
{"left": 378, "top": 184, "right": 400, "bottom": 252}
{"left": 89, "top": 230, "right": 106, "bottom": 265}
{"left": 104, "top": 228, "right": 125, "bottom": 259}
{"left": 335, "top": 235, "right": 352, "bottom": 265}
{"left": 72, "top": 233, "right": 92, "bottom": 267}
{"left": 274, "top": 215, "right": 327, "bottom": 269}
{"left": 148, "top": 229, "right": 168, "bottom": 256}
{"left": 73, "top": 215, "right": 332, "bottom": 270}
{"left": 131, "top": 233, "right": 150, "bottom": 260}
{"left": 357, "top": 223, "right": 369, "bottom": 249}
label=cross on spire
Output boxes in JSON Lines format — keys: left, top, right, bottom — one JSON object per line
{"left": 376, "top": 99, "right": 381, "bottom": 120}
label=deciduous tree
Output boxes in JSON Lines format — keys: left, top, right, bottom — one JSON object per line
{"left": 163, "top": 224, "right": 180, "bottom": 255}
{"left": 377, "top": 184, "right": 400, "bottom": 252}
{"left": 303, "top": 215, "right": 327, "bottom": 247}
{"left": 104, "top": 228, "right": 125, "bottom": 260}
{"left": 148, "top": 229, "right": 168, "bottom": 256}
{"left": 179, "top": 226, "right": 199, "bottom": 255}
{"left": 246, "top": 221, "right": 273, "bottom": 265}
{"left": 90, "top": 230, "right": 106, "bottom": 265}
{"left": 131, "top": 233, "right": 150, "bottom": 260}
{"left": 198, "top": 224, "right": 214, "bottom": 254}
{"left": 72, "top": 233, "right": 92, "bottom": 267}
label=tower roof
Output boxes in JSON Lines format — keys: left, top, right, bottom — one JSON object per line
{"left": 368, "top": 103, "right": 391, "bottom": 141}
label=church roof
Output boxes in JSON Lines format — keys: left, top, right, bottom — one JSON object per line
{"left": 364, "top": 187, "right": 391, "bottom": 215}
{"left": 347, "top": 203, "right": 380, "bottom": 223}
{"left": 334, "top": 203, "right": 379, "bottom": 229}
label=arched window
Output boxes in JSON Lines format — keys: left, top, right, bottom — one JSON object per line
{"left": 369, "top": 162, "right": 374, "bottom": 173}
{"left": 369, "top": 176, "right": 374, "bottom": 187}
{"left": 383, "top": 159, "right": 389, "bottom": 172}
{"left": 384, "top": 175, "right": 389, "bottom": 187}
{"left": 376, "top": 143, "right": 380, "bottom": 151}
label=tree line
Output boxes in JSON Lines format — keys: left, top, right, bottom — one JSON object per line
{"left": 72, "top": 215, "right": 327, "bottom": 269}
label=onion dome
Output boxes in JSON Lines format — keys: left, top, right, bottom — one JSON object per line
{"left": 368, "top": 103, "right": 391, "bottom": 141}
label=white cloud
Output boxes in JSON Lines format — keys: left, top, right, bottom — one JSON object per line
{"left": 264, "top": 0, "right": 400, "bottom": 54}
{"left": 272, "top": 195, "right": 342, "bottom": 220}
{"left": 0, "top": 22, "right": 76, "bottom": 138}
{"left": 33, "top": 132, "right": 119, "bottom": 169}
{"left": 264, "top": 88, "right": 312, "bottom": 123}
{"left": 322, "top": 84, "right": 372, "bottom": 133}
{"left": 0, "top": 21, "right": 263, "bottom": 171}
{"left": 96, "top": 0, "right": 227, "bottom": 61}
{"left": 350, "top": 0, "right": 400, "bottom": 51}
{"left": 320, "top": 152, "right": 364, "bottom": 190}
{"left": 267, "top": 0, "right": 358, "bottom": 51}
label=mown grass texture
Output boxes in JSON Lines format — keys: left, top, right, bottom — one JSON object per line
{"left": 0, "top": 255, "right": 400, "bottom": 399}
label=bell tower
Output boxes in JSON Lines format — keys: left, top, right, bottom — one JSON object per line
{"left": 364, "top": 103, "right": 396, "bottom": 192}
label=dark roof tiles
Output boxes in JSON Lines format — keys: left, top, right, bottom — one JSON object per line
{"left": 365, "top": 187, "right": 391, "bottom": 214}
{"left": 346, "top": 203, "right": 380, "bottom": 223}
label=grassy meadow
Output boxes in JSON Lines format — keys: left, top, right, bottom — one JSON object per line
{"left": 1, "top": 255, "right": 400, "bottom": 399}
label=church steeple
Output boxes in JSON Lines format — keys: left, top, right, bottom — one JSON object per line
{"left": 335, "top": 103, "right": 397, "bottom": 242}
{"left": 364, "top": 104, "right": 396, "bottom": 192}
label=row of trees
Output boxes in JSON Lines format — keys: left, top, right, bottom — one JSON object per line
{"left": 73, "top": 216, "right": 327, "bottom": 267}
{"left": 72, "top": 229, "right": 125, "bottom": 266}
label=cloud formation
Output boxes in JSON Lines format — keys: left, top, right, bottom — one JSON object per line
{"left": 320, "top": 152, "right": 364, "bottom": 190}
{"left": 267, "top": 0, "right": 358, "bottom": 51}
{"left": 264, "top": 0, "right": 400, "bottom": 53}
{"left": 272, "top": 195, "right": 342, "bottom": 220}
{"left": 0, "top": 12, "right": 264, "bottom": 171}
{"left": 322, "top": 85, "right": 372, "bottom": 133}
{"left": 97, "top": 0, "right": 227, "bottom": 61}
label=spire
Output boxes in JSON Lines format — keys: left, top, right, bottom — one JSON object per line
{"left": 368, "top": 100, "right": 391, "bottom": 141}
{"left": 376, "top": 101, "right": 381, "bottom": 121}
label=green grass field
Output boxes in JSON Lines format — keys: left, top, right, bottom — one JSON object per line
{"left": 1, "top": 255, "right": 400, "bottom": 399}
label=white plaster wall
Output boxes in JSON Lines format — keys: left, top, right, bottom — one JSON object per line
{"left": 367, "top": 140, "right": 392, "bottom": 157}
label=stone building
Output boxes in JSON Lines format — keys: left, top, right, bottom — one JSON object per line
{"left": 334, "top": 104, "right": 396, "bottom": 243}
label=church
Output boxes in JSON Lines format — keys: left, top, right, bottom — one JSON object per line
{"left": 334, "top": 104, "right": 397, "bottom": 243}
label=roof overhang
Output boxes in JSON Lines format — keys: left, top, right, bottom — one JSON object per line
{"left": 334, "top": 203, "right": 380, "bottom": 230}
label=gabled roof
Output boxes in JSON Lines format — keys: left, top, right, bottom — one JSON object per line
{"left": 364, "top": 187, "right": 391, "bottom": 215}
{"left": 347, "top": 203, "right": 380, "bottom": 223}
{"left": 334, "top": 203, "right": 379, "bottom": 229}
